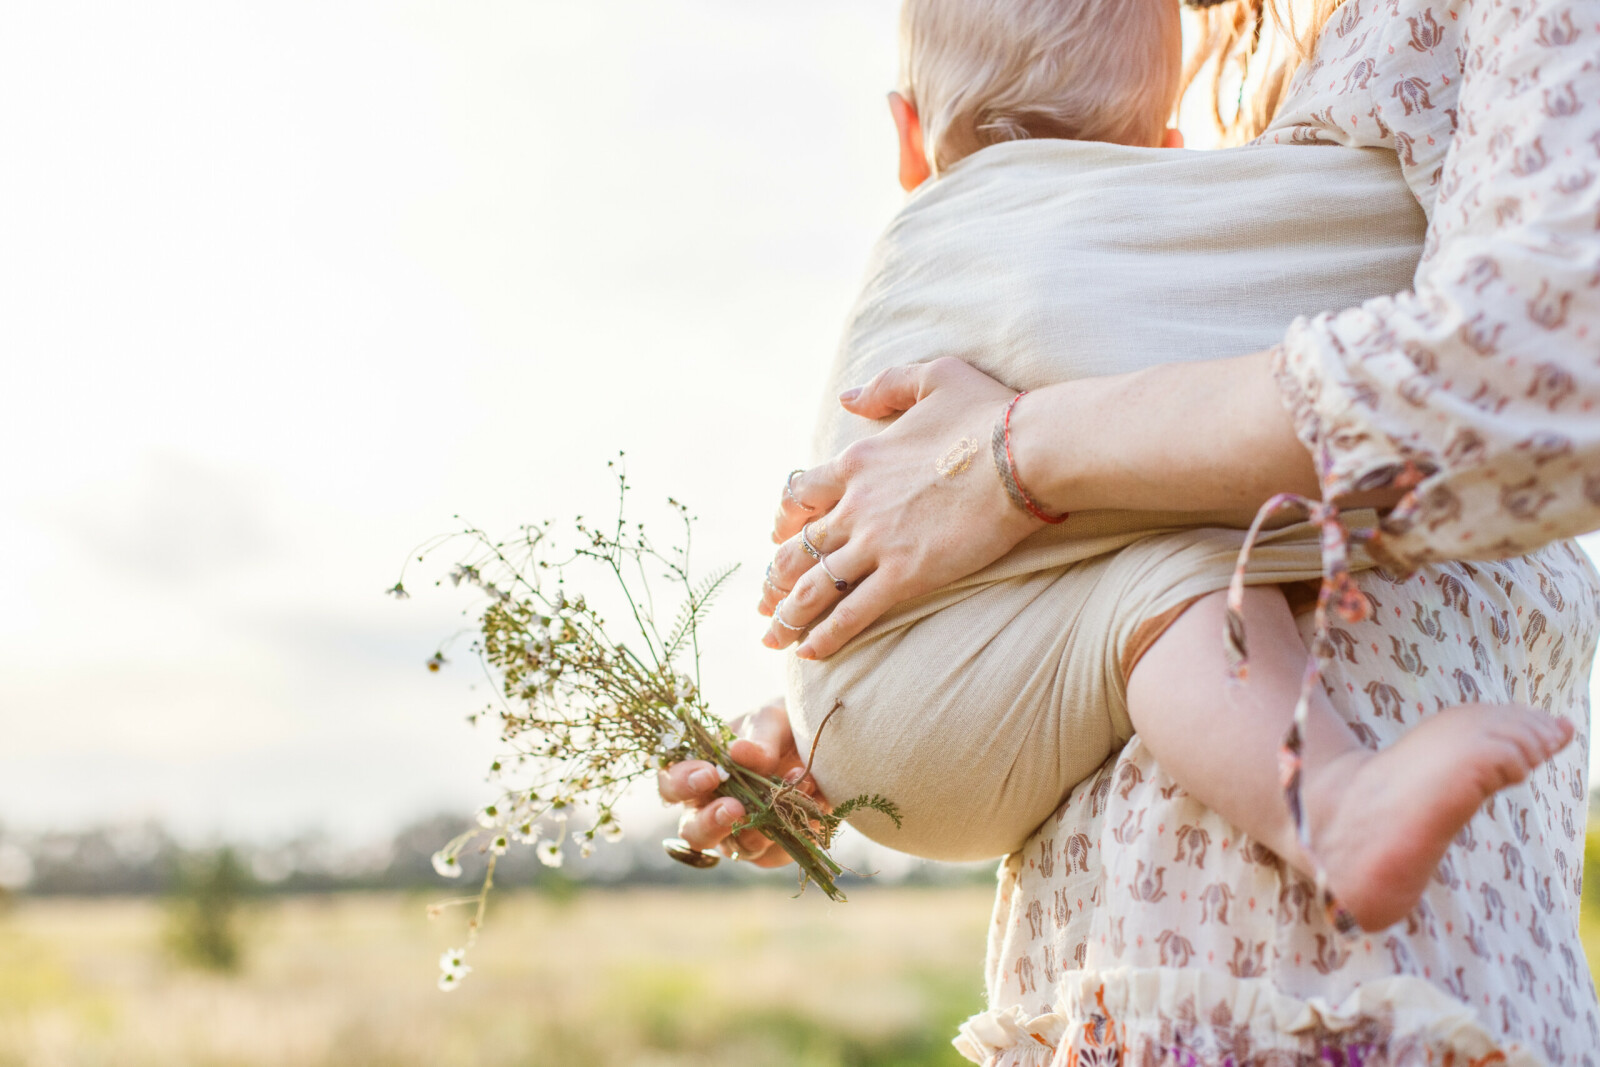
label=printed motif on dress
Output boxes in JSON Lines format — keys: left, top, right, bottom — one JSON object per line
{"left": 968, "top": 1, "right": 1600, "bottom": 1062}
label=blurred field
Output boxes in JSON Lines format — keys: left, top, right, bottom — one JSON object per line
{"left": 0, "top": 886, "right": 993, "bottom": 1067}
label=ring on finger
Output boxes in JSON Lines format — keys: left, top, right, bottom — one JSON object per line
{"left": 785, "top": 469, "right": 816, "bottom": 513}
{"left": 800, "top": 523, "right": 824, "bottom": 562}
{"left": 772, "top": 597, "right": 807, "bottom": 634}
{"left": 763, "top": 562, "right": 790, "bottom": 597}
{"left": 819, "top": 553, "right": 853, "bottom": 593}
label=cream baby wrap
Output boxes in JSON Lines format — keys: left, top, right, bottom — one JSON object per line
{"left": 786, "top": 140, "right": 1426, "bottom": 862}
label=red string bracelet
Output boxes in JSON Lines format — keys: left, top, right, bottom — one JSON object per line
{"left": 997, "top": 391, "right": 1069, "bottom": 525}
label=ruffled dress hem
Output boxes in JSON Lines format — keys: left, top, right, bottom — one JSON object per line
{"left": 954, "top": 968, "right": 1542, "bottom": 1066}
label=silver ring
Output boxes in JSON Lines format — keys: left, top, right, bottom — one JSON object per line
{"left": 772, "top": 598, "right": 806, "bottom": 633}
{"left": 663, "top": 837, "right": 719, "bottom": 869}
{"left": 819, "top": 554, "right": 851, "bottom": 592}
{"left": 800, "top": 524, "right": 824, "bottom": 562}
{"left": 763, "top": 562, "right": 790, "bottom": 597}
{"left": 785, "top": 469, "right": 816, "bottom": 512}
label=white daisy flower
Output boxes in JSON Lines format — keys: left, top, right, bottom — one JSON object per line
{"left": 536, "top": 840, "right": 564, "bottom": 868}
{"left": 490, "top": 835, "right": 509, "bottom": 856}
{"left": 657, "top": 722, "right": 686, "bottom": 753}
{"left": 437, "top": 947, "right": 471, "bottom": 991}
{"left": 431, "top": 851, "right": 463, "bottom": 879}
{"left": 475, "top": 804, "right": 501, "bottom": 829}
{"left": 511, "top": 820, "right": 541, "bottom": 844}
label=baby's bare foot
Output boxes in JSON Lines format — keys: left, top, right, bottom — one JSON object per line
{"left": 1301, "top": 704, "right": 1573, "bottom": 932}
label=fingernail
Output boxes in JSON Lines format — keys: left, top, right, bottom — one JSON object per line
{"left": 796, "top": 645, "right": 815, "bottom": 660}
{"left": 689, "top": 769, "right": 719, "bottom": 792}
{"left": 838, "top": 387, "right": 861, "bottom": 404}
{"left": 762, "top": 634, "right": 779, "bottom": 649}
{"left": 771, "top": 530, "right": 781, "bottom": 544}
{"left": 716, "top": 806, "right": 736, "bottom": 827}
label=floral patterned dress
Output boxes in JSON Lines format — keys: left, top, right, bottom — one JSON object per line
{"left": 957, "top": 1, "right": 1600, "bottom": 1063}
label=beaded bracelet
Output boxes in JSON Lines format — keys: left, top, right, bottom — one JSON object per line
{"left": 991, "top": 391, "right": 1069, "bottom": 525}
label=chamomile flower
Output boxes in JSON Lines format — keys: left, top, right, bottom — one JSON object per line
{"left": 490, "top": 834, "right": 509, "bottom": 856}
{"left": 386, "top": 582, "right": 411, "bottom": 600}
{"left": 536, "top": 840, "right": 564, "bottom": 868}
{"left": 431, "top": 851, "right": 463, "bottom": 879}
{"left": 437, "top": 948, "right": 471, "bottom": 991}
{"left": 476, "top": 804, "right": 501, "bottom": 829}
{"left": 657, "top": 721, "right": 687, "bottom": 754}
{"left": 426, "top": 651, "right": 447, "bottom": 672}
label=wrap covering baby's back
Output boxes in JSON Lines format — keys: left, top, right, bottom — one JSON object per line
{"left": 788, "top": 140, "right": 1426, "bottom": 862}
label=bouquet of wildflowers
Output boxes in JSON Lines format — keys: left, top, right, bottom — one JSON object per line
{"left": 391, "top": 465, "right": 897, "bottom": 990}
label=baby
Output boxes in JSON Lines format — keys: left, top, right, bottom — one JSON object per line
{"left": 766, "top": 0, "right": 1573, "bottom": 931}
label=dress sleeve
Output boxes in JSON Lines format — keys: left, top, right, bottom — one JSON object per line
{"left": 1273, "top": 0, "right": 1600, "bottom": 571}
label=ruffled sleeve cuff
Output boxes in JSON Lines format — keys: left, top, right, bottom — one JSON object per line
{"left": 1271, "top": 314, "right": 1445, "bottom": 576}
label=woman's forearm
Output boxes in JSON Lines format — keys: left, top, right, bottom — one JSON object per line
{"left": 1009, "top": 349, "right": 1396, "bottom": 515}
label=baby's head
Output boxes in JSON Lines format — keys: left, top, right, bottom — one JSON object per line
{"left": 894, "top": 0, "right": 1184, "bottom": 188}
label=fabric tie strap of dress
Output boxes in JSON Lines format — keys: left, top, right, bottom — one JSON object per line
{"left": 1225, "top": 490, "right": 1379, "bottom": 936}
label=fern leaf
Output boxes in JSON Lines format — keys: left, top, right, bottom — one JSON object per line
{"left": 661, "top": 563, "right": 740, "bottom": 661}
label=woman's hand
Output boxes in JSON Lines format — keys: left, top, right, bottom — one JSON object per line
{"left": 655, "top": 699, "right": 821, "bottom": 868}
{"left": 758, "top": 357, "right": 1042, "bottom": 660}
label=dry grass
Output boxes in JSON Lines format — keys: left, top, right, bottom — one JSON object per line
{"left": 0, "top": 886, "right": 993, "bottom": 1067}
{"left": 8, "top": 881, "right": 1598, "bottom": 1067}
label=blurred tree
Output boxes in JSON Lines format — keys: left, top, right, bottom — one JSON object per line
{"left": 165, "top": 847, "right": 250, "bottom": 973}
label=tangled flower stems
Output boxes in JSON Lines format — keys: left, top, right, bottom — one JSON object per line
{"left": 397, "top": 462, "right": 898, "bottom": 988}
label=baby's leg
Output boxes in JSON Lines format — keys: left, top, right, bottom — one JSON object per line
{"left": 1127, "top": 585, "right": 1572, "bottom": 931}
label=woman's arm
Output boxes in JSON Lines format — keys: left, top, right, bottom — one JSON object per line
{"left": 870, "top": 350, "right": 1323, "bottom": 514}
{"left": 762, "top": 354, "right": 1391, "bottom": 659}
{"left": 1269, "top": 0, "right": 1600, "bottom": 568}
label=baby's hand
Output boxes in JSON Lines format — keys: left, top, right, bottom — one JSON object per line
{"left": 656, "top": 699, "right": 823, "bottom": 868}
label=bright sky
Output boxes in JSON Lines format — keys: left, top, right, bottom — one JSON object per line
{"left": 2, "top": 2, "right": 1597, "bottom": 846}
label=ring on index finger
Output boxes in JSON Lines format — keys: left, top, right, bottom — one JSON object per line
{"left": 785, "top": 469, "right": 816, "bottom": 513}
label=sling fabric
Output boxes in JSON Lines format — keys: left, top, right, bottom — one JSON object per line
{"left": 788, "top": 139, "right": 1425, "bottom": 861}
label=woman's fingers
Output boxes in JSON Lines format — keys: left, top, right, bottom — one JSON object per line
{"left": 656, "top": 759, "right": 726, "bottom": 805}
{"left": 729, "top": 701, "right": 798, "bottom": 774}
{"left": 677, "top": 797, "right": 745, "bottom": 851}
{"left": 762, "top": 543, "right": 866, "bottom": 649}
{"left": 654, "top": 700, "right": 808, "bottom": 870}
{"left": 757, "top": 534, "right": 816, "bottom": 616}
{"left": 758, "top": 518, "right": 855, "bottom": 616}
{"left": 838, "top": 361, "right": 940, "bottom": 420}
{"left": 773, "top": 466, "right": 845, "bottom": 544}
{"left": 794, "top": 572, "right": 904, "bottom": 660}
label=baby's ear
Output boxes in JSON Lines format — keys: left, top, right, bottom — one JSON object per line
{"left": 888, "top": 91, "right": 932, "bottom": 191}
{"left": 1161, "top": 126, "right": 1185, "bottom": 149}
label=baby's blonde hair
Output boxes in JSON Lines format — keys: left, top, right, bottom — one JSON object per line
{"left": 900, "top": 0, "right": 1184, "bottom": 173}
